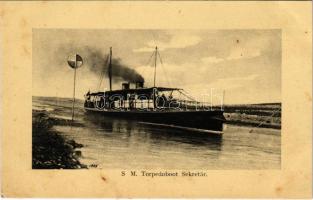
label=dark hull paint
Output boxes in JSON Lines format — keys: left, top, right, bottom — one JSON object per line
{"left": 85, "top": 108, "right": 225, "bottom": 132}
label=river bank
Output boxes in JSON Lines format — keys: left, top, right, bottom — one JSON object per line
{"left": 223, "top": 103, "right": 281, "bottom": 129}
{"left": 32, "top": 110, "right": 87, "bottom": 169}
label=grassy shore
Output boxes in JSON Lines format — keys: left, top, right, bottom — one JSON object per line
{"left": 223, "top": 103, "right": 281, "bottom": 129}
{"left": 32, "top": 110, "right": 87, "bottom": 169}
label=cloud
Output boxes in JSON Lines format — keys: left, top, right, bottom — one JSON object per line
{"left": 133, "top": 34, "right": 201, "bottom": 52}
{"left": 227, "top": 48, "right": 261, "bottom": 60}
{"left": 207, "top": 74, "right": 259, "bottom": 90}
{"left": 201, "top": 48, "right": 261, "bottom": 65}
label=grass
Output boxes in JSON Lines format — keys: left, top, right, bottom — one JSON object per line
{"left": 32, "top": 110, "right": 87, "bottom": 169}
{"left": 223, "top": 103, "right": 281, "bottom": 129}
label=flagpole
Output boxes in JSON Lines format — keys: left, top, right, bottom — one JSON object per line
{"left": 71, "top": 66, "right": 77, "bottom": 122}
{"left": 67, "top": 53, "right": 83, "bottom": 124}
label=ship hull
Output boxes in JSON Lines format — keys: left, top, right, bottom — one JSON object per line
{"left": 84, "top": 108, "right": 225, "bottom": 134}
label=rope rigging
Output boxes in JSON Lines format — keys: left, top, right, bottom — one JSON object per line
{"left": 157, "top": 51, "right": 172, "bottom": 87}
{"left": 138, "top": 50, "right": 155, "bottom": 80}
{"left": 178, "top": 89, "right": 198, "bottom": 102}
{"left": 97, "top": 55, "right": 110, "bottom": 91}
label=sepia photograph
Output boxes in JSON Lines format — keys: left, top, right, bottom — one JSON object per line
{"left": 32, "top": 29, "right": 281, "bottom": 170}
{"left": 1, "top": 1, "right": 311, "bottom": 197}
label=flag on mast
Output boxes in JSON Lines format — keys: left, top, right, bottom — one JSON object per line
{"left": 67, "top": 54, "right": 83, "bottom": 69}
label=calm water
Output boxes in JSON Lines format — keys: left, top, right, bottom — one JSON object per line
{"left": 33, "top": 99, "right": 281, "bottom": 169}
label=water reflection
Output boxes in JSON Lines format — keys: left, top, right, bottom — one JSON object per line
{"left": 84, "top": 112, "right": 223, "bottom": 150}
{"left": 34, "top": 98, "right": 281, "bottom": 169}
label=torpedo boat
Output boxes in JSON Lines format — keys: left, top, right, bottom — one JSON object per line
{"left": 84, "top": 47, "right": 225, "bottom": 134}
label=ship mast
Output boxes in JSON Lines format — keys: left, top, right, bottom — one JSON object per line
{"left": 153, "top": 46, "right": 157, "bottom": 87}
{"left": 109, "top": 47, "right": 112, "bottom": 91}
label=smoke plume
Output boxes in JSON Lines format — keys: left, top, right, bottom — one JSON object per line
{"left": 56, "top": 45, "right": 144, "bottom": 83}
{"left": 84, "top": 47, "right": 144, "bottom": 83}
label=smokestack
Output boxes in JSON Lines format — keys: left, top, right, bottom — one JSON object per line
{"left": 135, "top": 81, "right": 144, "bottom": 89}
{"left": 122, "top": 82, "right": 130, "bottom": 90}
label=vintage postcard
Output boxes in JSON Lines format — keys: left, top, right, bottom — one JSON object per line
{"left": 1, "top": 1, "right": 312, "bottom": 198}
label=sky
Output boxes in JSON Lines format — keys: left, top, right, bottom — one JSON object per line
{"left": 33, "top": 29, "right": 281, "bottom": 104}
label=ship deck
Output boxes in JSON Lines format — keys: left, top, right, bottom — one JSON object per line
{"left": 84, "top": 106, "right": 224, "bottom": 113}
